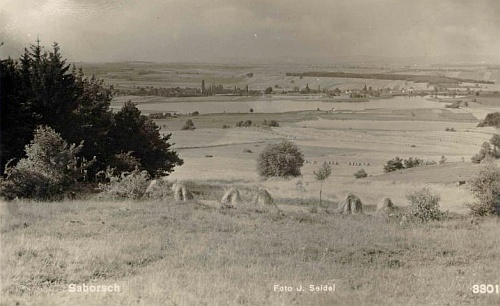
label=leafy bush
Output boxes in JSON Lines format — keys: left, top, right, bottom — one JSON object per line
{"left": 468, "top": 158, "right": 500, "bottom": 216}
{"left": 383, "top": 157, "right": 404, "bottom": 173}
{"left": 406, "top": 188, "right": 442, "bottom": 222}
{"left": 236, "top": 120, "right": 253, "bottom": 127}
{"left": 263, "top": 120, "right": 279, "bottom": 127}
{"left": 257, "top": 141, "right": 304, "bottom": 177}
{"left": 149, "top": 112, "right": 171, "bottom": 119}
{"left": 403, "top": 157, "right": 423, "bottom": 169}
{"left": 354, "top": 169, "right": 368, "bottom": 179}
{"left": 384, "top": 156, "right": 426, "bottom": 172}
{"left": 181, "top": 119, "right": 196, "bottom": 130}
{"left": 98, "top": 168, "right": 150, "bottom": 199}
{"left": 471, "top": 142, "right": 493, "bottom": 164}
{"left": 1, "top": 126, "right": 90, "bottom": 200}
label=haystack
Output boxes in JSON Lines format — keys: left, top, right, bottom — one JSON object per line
{"left": 337, "top": 193, "right": 363, "bottom": 214}
{"left": 252, "top": 188, "right": 275, "bottom": 206}
{"left": 144, "top": 179, "right": 158, "bottom": 197}
{"left": 375, "top": 197, "right": 397, "bottom": 220}
{"left": 172, "top": 183, "right": 194, "bottom": 201}
{"left": 220, "top": 188, "right": 243, "bottom": 207}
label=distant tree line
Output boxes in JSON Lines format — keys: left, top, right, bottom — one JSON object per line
{"left": 285, "top": 71, "right": 494, "bottom": 85}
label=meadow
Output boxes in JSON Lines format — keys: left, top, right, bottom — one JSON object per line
{"left": 2, "top": 62, "right": 500, "bottom": 305}
{"left": 1, "top": 197, "right": 499, "bottom": 306}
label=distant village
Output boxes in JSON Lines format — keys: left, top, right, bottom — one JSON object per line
{"left": 115, "top": 78, "right": 483, "bottom": 100}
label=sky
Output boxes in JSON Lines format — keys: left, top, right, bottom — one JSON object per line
{"left": 1, "top": 0, "right": 499, "bottom": 64}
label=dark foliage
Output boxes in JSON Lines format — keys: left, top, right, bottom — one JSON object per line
{"left": 478, "top": 112, "right": 500, "bottom": 128}
{"left": 384, "top": 156, "right": 424, "bottom": 173}
{"left": 109, "top": 101, "right": 183, "bottom": 177}
{"left": 1, "top": 41, "right": 182, "bottom": 180}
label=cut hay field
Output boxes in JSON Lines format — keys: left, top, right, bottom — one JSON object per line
{"left": 1, "top": 198, "right": 499, "bottom": 306}
{"left": 157, "top": 99, "right": 499, "bottom": 215}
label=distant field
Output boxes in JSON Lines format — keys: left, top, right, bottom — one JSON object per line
{"left": 82, "top": 62, "right": 497, "bottom": 92}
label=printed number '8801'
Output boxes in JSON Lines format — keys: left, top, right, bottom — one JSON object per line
{"left": 472, "top": 284, "right": 499, "bottom": 294}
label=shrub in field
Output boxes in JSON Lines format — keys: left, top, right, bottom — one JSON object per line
{"left": 236, "top": 120, "right": 253, "bottom": 127}
{"left": 471, "top": 142, "right": 493, "bottom": 164}
{"left": 403, "top": 157, "right": 423, "bottom": 169}
{"left": 384, "top": 156, "right": 426, "bottom": 172}
{"left": 1, "top": 126, "right": 90, "bottom": 200}
{"left": 257, "top": 141, "right": 304, "bottom": 178}
{"left": 98, "top": 168, "right": 150, "bottom": 199}
{"left": 263, "top": 120, "right": 279, "bottom": 127}
{"left": 489, "top": 134, "right": 500, "bottom": 158}
{"left": 181, "top": 119, "right": 195, "bottom": 130}
{"left": 383, "top": 157, "right": 404, "bottom": 173}
{"left": 354, "top": 169, "right": 368, "bottom": 179}
{"left": 468, "top": 158, "right": 500, "bottom": 216}
{"left": 406, "top": 187, "right": 442, "bottom": 222}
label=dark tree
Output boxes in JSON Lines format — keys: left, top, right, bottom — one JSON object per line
{"left": 1, "top": 41, "right": 183, "bottom": 179}
{"left": 490, "top": 134, "right": 500, "bottom": 157}
{"left": 109, "top": 101, "right": 183, "bottom": 177}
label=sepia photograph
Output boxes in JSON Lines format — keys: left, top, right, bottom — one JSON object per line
{"left": 1, "top": 1, "right": 499, "bottom": 305}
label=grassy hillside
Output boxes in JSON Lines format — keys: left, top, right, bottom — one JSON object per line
{"left": 1, "top": 198, "right": 499, "bottom": 306}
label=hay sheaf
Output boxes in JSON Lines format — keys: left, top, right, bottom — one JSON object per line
{"left": 144, "top": 179, "right": 172, "bottom": 199}
{"left": 337, "top": 193, "right": 363, "bottom": 214}
{"left": 252, "top": 188, "right": 275, "bottom": 206}
{"left": 144, "top": 179, "right": 158, "bottom": 196}
{"left": 172, "top": 183, "right": 194, "bottom": 201}
{"left": 375, "top": 197, "right": 402, "bottom": 221}
{"left": 375, "top": 198, "right": 395, "bottom": 218}
{"left": 220, "top": 188, "right": 243, "bottom": 208}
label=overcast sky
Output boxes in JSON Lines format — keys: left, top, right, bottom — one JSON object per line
{"left": 1, "top": 0, "right": 499, "bottom": 64}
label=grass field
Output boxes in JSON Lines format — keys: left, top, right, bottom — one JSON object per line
{"left": 1, "top": 198, "right": 499, "bottom": 306}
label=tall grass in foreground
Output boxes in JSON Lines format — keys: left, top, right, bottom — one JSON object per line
{"left": 1, "top": 199, "right": 499, "bottom": 306}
